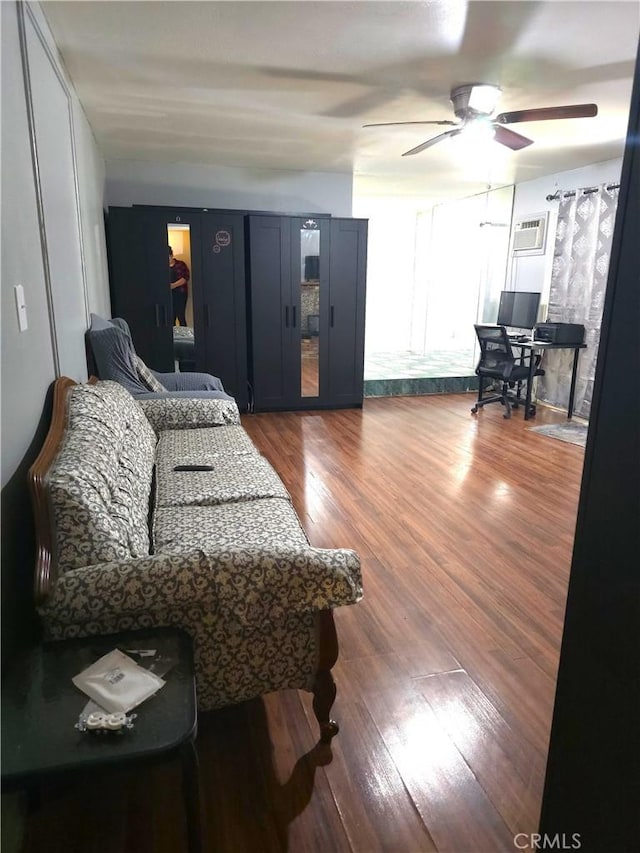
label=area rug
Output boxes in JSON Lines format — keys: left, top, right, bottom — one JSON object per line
{"left": 528, "top": 421, "right": 588, "bottom": 447}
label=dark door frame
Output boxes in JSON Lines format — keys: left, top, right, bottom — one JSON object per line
{"left": 539, "top": 41, "right": 640, "bottom": 852}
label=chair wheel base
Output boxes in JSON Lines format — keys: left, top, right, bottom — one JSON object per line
{"left": 471, "top": 406, "right": 478, "bottom": 414}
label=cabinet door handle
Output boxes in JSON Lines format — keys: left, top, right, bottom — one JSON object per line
{"left": 155, "top": 304, "right": 163, "bottom": 327}
{"left": 204, "top": 305, "right": 210, "bottom": 328}
{"left": 330, "top": 306, "right": 335, "bottom": 328}
{"left": 292, "top": 306, "right": 297, "bottom": 328}
{"left": 285, "top": 306, "right": 289, "bottom": 328}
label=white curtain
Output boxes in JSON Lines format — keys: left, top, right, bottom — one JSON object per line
{"left": 536, "top": 183, "right": 619, "bottom": 419}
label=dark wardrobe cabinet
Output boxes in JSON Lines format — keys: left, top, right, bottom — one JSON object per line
{"left": 247, "top": 215, "right": 368, "bottom": 411}
{"left": 107, "top": 205, "right": 367, "bottom": 413}
{"left": 107, "top": 206, "right": 248, "bottom": 410}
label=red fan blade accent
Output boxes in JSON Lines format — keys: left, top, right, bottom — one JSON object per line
{"left": 402, "top": 129, "right": 462, "bottom": 156}
{"left": 493, "top": 124, "right": 534, "bottom": 150}
{"left": 495, "top": 104, "right": 598, "bottom": 124}
{"left": 363, "top": 120, "right": 457, "bottom": 128}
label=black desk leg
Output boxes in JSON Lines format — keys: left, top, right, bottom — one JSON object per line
{"left": 567, "top": 347, "right": 580, "bottom": 419}
{"left": 180, "top": 739, "right": 202, "bottom": 853}
{"left": 524, "top": 353, "right": 536, "bottom": 420}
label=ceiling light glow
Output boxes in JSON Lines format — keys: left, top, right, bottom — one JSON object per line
{"left": 467, "top": 85, "right": 501, "bottom": 116}
{"left": 462, "top": 120, "right": 496, "bottom": 143}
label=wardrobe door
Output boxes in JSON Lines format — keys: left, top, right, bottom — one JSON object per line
{"left": 248, "top": 215, "right": 292, "bottom": 410}
{"left": 199, "top": 212, "right": 248, "bottom": 410}
{"left": 107, "top": 206, "right": 205, "bottom": 373}
{"left": 327, "top": 218, "right": 368, "bottom": 406}
{"left": 108, "top": 207, "right": 173, "bottom": 371}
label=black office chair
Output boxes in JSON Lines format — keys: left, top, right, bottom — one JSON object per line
{"left": 471, "top": 325, "right": 545, "bottom": 419}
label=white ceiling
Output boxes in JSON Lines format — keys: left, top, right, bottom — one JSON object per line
{"left": 44, "top": 1, "right": 639, "bottom": 201}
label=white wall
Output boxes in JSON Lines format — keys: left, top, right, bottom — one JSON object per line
{"left": 1, "top": 1, "right": 55, "bottom": 480}
{"left": 1, "top": 1, "right": 109, "bottom": 667}
{"left": 106, "top": 159, "right": 353, "bottom": 216}
{"left": 1, "top": 1, "right": 109, "bottom": 482}
{"left": 74, "top": 101, "right": 111, "bottom": 318}
{"left": 507, "top": 158, "right": 623, "bottom": 300}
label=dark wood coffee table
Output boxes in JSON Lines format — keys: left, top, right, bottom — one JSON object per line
{"left": 1, "top": 627, "right": 201, "bottom": 853}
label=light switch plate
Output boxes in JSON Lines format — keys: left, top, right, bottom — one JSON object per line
{"left": 14, "top": 284, "right": 28, "bottom": 331}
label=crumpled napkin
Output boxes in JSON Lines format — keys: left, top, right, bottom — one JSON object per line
{"left": 72, "top": 649, "right": 165, "bottom": 713}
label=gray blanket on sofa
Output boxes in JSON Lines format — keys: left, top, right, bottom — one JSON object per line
{"left": 87, "top": 315, "right": 233, "bottom": 400}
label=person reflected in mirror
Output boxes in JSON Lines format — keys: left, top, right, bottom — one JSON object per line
{"left": 169, "top": 245, "right": 190, "bottom": 326}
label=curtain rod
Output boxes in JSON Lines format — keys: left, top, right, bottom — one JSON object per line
{"left": 546, "top": 183, "right": 620, "bottom": 202}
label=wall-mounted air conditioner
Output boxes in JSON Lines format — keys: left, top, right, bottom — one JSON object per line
{"left": 511, "top": 212, "right": 549, "bottom": 256}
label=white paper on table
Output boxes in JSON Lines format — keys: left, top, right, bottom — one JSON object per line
{"left": 72, "top": 649, "right": 166, "bottom": 713}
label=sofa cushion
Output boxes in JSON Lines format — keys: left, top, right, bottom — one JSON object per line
{"left": 139, "top": 397, "right": 240, "bottom": 433}
{"left": 155, "top": 426, "right": 258, "bottom": 471}
{"left": 155, "top": 455, "right": 290, "bottom": 507}
{"left": 48, "top": 382, "right": 156, "bottom": 571}
{"left": 153, "top": 499, "right": 309, "bottom": 554}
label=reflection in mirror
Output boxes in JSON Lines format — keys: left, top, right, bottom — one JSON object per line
{"left": 167, "top": 224, "right": 196, "bottom": 372}
{"left": 300, "top": 226, "right": 320, "bottom": 397}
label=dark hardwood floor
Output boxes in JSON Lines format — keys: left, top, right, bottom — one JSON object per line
{"left": 22, "top": 394, "right": 584, "bottom": 853}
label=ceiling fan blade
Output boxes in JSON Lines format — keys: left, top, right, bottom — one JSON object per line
{"left": 324, "top": 90, "right": 398, "bottom": 119}
{"left": 402, "top": 129, "right": 462, "bottom": 157}
{"left": 459, "top": 1, "right": 540, "bottom": 65}
{"left": 492, "top": 124, "right": 534, "bottom": 150}
{"left": 495, "top": 104, "right": 598, "bottom": 124}
{"left": 363, "top": 120, "right": 457, "bottom": 128}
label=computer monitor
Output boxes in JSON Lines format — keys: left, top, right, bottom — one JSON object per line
{"left": 496, "top": 290, "right": 541, "bottom": 330}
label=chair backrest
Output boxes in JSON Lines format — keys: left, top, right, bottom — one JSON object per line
{"left": 474, "top": 325, "right": 516, "bottom": 375}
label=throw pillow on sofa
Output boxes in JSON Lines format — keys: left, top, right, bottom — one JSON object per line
{"left": 135, "top": 356, "right": 168, "bottom": 393}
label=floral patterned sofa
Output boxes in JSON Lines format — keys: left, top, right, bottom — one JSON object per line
{"left": 29, "top": 378, "right": 362, "bottom": 741}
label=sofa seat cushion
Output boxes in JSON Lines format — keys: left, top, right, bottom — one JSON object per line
{"left": 48, "top": 381, "right": 156, "bottom": 571}
{"left": 155, "top": 455, "right": 290, "bottom": 507}
{"left": 155, "top": 426, "right": 258, "bottom": 471}
{"left": 153, "top": 499, "right": 309, "bottom": 554}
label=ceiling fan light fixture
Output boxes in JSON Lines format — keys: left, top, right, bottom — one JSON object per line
{"left": 451, "top": 83, "right": 502, "bottom": 119}
{"left": 467, "top": 84, "right": 501, "bottom": 115}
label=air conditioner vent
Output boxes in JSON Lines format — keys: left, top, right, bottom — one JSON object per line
{"left": 512, "top": 212, "right": 548, "bottom": 255}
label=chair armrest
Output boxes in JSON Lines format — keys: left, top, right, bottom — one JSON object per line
{"left": 40, "top": 547, "right": 363, "bottom": 628}
{"left": 137, "top": 397, "right": 240, "bottom": 432}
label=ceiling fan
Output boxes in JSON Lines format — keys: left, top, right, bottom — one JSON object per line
{"left": 363, "top": 84, "right": 598, "bottom": 156}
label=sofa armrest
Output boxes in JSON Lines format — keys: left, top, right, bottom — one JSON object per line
{"left": 40, "top": 547, "right": 362, "bottom": 628}
{"left": 137, "top": 397, "right": 240, "bottom": 433}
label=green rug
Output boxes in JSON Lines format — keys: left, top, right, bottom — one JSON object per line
{"left": 528, "top": 421, "right": 588, "bottom": 447}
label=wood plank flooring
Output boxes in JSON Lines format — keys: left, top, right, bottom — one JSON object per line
{"left": 21, "top": 394, "right": 584, "bottom": 853}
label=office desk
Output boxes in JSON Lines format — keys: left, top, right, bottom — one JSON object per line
{"left": 513, "top": 339, "right": 587, "bottom": 421}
